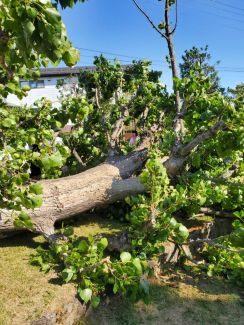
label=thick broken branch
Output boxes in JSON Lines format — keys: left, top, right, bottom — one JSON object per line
{"left": 179, "top": 121, "right": 226, "bottom": 157}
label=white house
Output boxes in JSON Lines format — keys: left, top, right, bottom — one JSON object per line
{"left": 6, "top": 66, "right": 95, "bottom": 107}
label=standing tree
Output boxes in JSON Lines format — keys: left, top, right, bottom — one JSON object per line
{"left": 132, "top": 0, "right": 184, "bottom": 147}
{"left": 228, "top": 83, "right": 244, "bottom": 102}
{"left": 180, "top": 45, "right": 220, "bottom": 92}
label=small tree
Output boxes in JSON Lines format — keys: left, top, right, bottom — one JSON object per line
{"left": 180, "top": 45, "right": 220, "bottom": 92}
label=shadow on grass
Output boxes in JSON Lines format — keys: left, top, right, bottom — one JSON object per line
{"left": 0, "top": 231, "right": 43, "bottom": 249}
{"left": 85, "top": 276, "right": 243, "bottom": 325}
{"left": 0, "top": 211, "right": 123, "bottom": 250}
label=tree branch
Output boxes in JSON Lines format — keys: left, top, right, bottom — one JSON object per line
{"left": 108, "top": 88, "right": 142, "bottom": 156}
{"left": 108, "top": 105, "right": 128, "bottom": 157}
{"left": 188, "top": 238, "right": 241, "bottom": 253}
{"left": 131, "top": 0, "right": 168, "bottom": 40}
{"left": 95, "top": 88, "right": 101, "bottom": 109}
{"left": 195, "top": 207, "right": 235, "bottom": 218}
{"left": 72, "top": 148, "right": 85, "bottom": 167}
{"left": 170, "top": 0, "right": 178, "bottom": 35}
{"left": 179, "top": 120, "right": 226, "bottom": 157}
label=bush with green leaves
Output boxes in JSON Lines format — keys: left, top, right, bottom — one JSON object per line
{"left": 32, "top": 230, "right": 151, "bottom": 307}
{"left": 125, "top": 157, "right": 189, "bottom": 256}
{"left": 203, "top": 213, "right": 244, "bottom": 286}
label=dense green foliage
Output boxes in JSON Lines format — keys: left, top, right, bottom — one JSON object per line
{"left": 33, "top": 59, "right": 244, "bottom": 299}
{"left": 179, "top": 45, "right": 220, "bottom": 92}
{"left": 0, "top": 0, "right": 79, "bottom": 97}
{"left": 204, "top": 212, "right": 244, "bottom": 285}
{"left": 32, "top": 231, "right": 151, "bottom": 306}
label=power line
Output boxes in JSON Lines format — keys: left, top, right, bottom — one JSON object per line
{"left": 187, "top": 0, "right": 244, "bottom": 31}
{"left": 195, "top": 9, "right": 244, "bottom": 24}
{"left": 77, "top": 46, "right": 244, "bottom": 72}
{"left": 77, "top": 47, "right": 173, "bottom": 63}
{"left": 197, "top": 1, "right": 244, "bottom": 17}
{"left": 77, "top": 47, "right": 141, "bottom": 59}
{"left": 79, "top": 53, "right": 168, "bottom": 65}
{"left": 209, "top": 0, "right": 244, "bottom": 12}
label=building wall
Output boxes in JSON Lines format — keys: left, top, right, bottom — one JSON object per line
{"left": 6, "top": 76, "right": 79, "bottom": 107}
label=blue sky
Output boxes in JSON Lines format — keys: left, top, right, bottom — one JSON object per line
{"left": 60, "top": 0, "right": 244, "bottom": 90}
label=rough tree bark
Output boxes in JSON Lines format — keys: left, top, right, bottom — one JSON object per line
{"left": 0, "top": 152, "right": 184, "bottom": 239}
{"left": 0, "top": 150, "right": 148, "bottom": 239}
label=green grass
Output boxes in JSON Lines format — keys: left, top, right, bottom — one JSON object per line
{"left": 0, "top": 214, "right": 121, "bottom": 325}
{"left": 0, "top": 214, "right": 243, "bottom": 325}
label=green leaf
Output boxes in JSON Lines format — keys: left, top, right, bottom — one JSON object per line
{"left": 133, "top": 258, "right": 143, "bottom": 275}
{"left": 62, "top": 268, "right": 74, "bottom": 283}
{"left": 120, "top": 252, "right": 132, "bottom": 263}
{"left": 45, "top": 8, "right": 61, "bottom": 24}
{"left": 23, "top": 20, "right": 35, "bottom": 37}
{"left": 99, "top": 237, "right": 108, "bottom": 248}
{"left": 30, "top": 195, "right": 43, "bottom": 208}
{"left": 78, "top": 288, "right": 92, "bottom": 303}
{"left": 41, "top": 263, "right": 51, "bottom": 273}
{"left": 140, "top": 279, "right": 150, "bottom": 295}
{"left": 26, "top": 7, "right": 38, "bottom": 19}
{"left": 178, "top": 224, "right": 189, "bottom": 240}
{"left": 6, "top": 83, "right": 17, "bottom": 92}
{"left": 77, "top": 240, "right": 89, "bottom": 252}
{"left": 29, "top": 184, "right": 43, "bottom": 195}
{"left": 229, "top": 227, "right": 244, "bottom": 247}
{"left": 91, "top": 296, "right": 100, "bottom": 308}
{"left": 2, "top": 117, "right": 16, "bottom": 127}
{"left": 113, "top": 282, "right": 119, "bottom": 294}
{"left": 63, "top": 226, "right": 74, "bottom": 237}
{"left": 62, "top": 48, "right": 80, "bottom": 67}
{"left": 169, "top": 217, "right": 177, "bottom": 228}
{"left": 13, "top": 212, "right": 33, "bottom": 229}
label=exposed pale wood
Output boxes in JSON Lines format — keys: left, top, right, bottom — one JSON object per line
{"left": 0, "top": 150, "right": 147, "bottom": 238}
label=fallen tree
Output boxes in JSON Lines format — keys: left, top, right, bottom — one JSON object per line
{"left": 0, "top": 0, "right": 243, "bottom": 307}
{"left": 0, "top": 150, "right": 147, "bottom": 238}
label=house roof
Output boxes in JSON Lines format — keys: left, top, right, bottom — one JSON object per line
{"left": 40, "top": 64, "right": 131, "bottom": 77}
{"left": 40, "top": 66, "right": 96, "bottom": 77}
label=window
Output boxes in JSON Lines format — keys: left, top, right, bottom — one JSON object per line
{"left": 20, "top": 80, "right": 45, "bottom": 89}
{"left": 37, "top": 80, "right": 45, "bottom": 88}
{"left": 29, "top": 80, "right": 45, "bottom": 89}
{"left": 29, "top": 80, "right": 37, "bottom": 89}
{"left": 20, "top": 81, "right": 29, "bottom": 89}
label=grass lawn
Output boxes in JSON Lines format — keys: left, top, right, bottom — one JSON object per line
{"left": 0, "top": 215, "right": 243, "bottom": 325}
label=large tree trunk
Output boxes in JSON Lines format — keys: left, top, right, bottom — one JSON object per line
{"left": 0, "top": 150, "right": 148, "bottom": 239}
